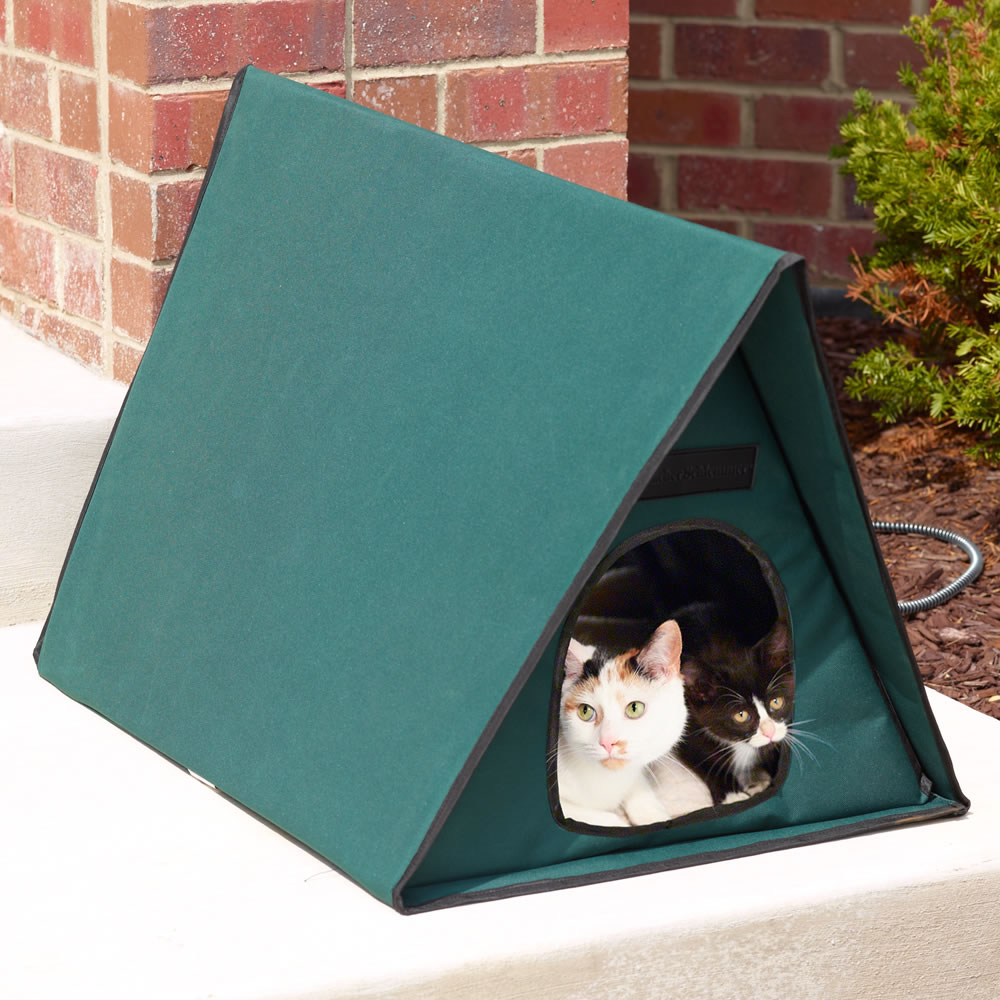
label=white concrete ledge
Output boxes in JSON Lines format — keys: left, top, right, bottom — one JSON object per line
{"left": 0, "top": 316, "right": 126, "bottom": 626}
{"left": 3, "top": 620, "right": 999, "bottom": 999}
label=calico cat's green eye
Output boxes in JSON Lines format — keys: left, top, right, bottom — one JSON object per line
{"left": 732, "top": 709, "right": 750, "bottom": 723}
{"left": 625, "top": 700, "right": 645, "bottom": 719}
{"left": 769, "top": 696, "right": 785, "bottom": 711}
{"left": 576, "top": 704, "right": 595, "bottom": 722}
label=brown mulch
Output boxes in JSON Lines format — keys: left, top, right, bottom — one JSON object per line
{"left": 818, "top": 315, "right": 1000, "bottom": 720}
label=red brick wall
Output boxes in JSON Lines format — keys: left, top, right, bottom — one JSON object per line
{"left": 1, "top": 0, "right": 628, "bottom": 381}
{"left": 629, "top": 0, "right": 930, "bottom": 284}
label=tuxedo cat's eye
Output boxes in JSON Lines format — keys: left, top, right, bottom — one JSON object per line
{"left": 769, "top": 696, "right": 785, "bottom": 711}
{"left": 576, "top": 704, "right": 595, "bottom": 722}
{"left": 732, "top": 709, "right": 750, "bottom": 723}
{"left": 625, "top": 700, "right": 645, "bottom": 719}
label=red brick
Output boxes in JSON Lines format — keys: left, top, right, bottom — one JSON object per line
{"left": 843, "top": 31, "right": 922, "bottom": 91}
{"left": 20, "top": 305, "right": 104, "bottom": 369}
{"left": 14, "top": 143, "right": 98, "bottom": 237}
{"left": 755, "top": 0, "right": 909, "bottom": 24}
{"left": 498, "top": 148, "right": 538, "bottom": 168}
{"left": 59, "top": 72, "right": 99, "bottom": 153}
{"left": 0, "top": 136, "right": 11, "bottom": 207}
{"left": 755, "top": 95, "right": 854, "bottom": 154}
{"left": 14, "top": 0, "right": 95, "bottom": 67}
{"left": 310, "top": 81, "right": 348, "bottom": 98}
{"left": 752, "top": 221, "right": 875, "bottom": 281}
{"left": 113, "top": 341, "right": 145, "bottom": 383}
{"left": 683, "top": 217, "right": 742, "bottom": 236}
{"left": 110, "top": 83, "right": 229, "bottom": 173}
{"left": 111, "top": 174, "right": 201, "bottom": 260}
{"left": 154, "top": 181, "right": 202, "bottom": 259}
{"left": 111, "top": 257, "right": 172, "bottom": 342}
{"left": 632, "top": 0, "right": 736, "bottom": 13}
{"left": 629, "top": 88, "right": 740, "bottom": 146}
{"left": 675, "top": 25, "right": 829, "bottom": 85}
{"left": 108, "top": 0, "right": 345, "bottom": 86}
{"left": 62, "top": 239, "right": 103, "bottom": 323}
{"left": 544, "top": 139, "right": 627, "bottom": 199}
{"left": 545, "top": 0, "right": 628, "bottom": 53}
{"left": 0, "top": 55, "right": 53, "bottom": 139}
{"left": 355, "top": 0, "right": 535, "bottom": 67}
{"left": 353, "top": 76, "right": 438, "bottom": 130}
{"left": 445, "top": 60, "right": 627, "bottom": 142}
{"left": 626, "top": 151, "right": 662, "bottom": 210}
{"left": 677, "top": 155, "right": 831, "bottom": 216}
{"left": 110, "top": 173, "right": 152, "bottom": 258}
{"left": 629, "top": 22, "right": 661, "bottom": 80}
{"left": 0, "top": 216, "right": 57, "bottom": 303}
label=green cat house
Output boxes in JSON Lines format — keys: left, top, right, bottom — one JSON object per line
{"left": 35, "top": 66, "right": 967, "bottom": 914}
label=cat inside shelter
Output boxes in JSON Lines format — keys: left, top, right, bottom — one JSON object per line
{"left": 551, "top": 523, "right": 795, "bottom": 832}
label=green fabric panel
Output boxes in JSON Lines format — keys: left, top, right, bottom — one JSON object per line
{"left": 35, "top": 68, "right": 785, "bottom": 905}
{"left": 740, "top": 273, "right": 959, "bottom": 798}
{"left": 407, "top": 351, "right": 930, "bottom": 897}
{"left": 403, "top": 794, "right": 958, "bottom": 909}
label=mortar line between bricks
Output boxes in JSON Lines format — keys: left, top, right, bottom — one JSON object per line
{"left": 628, "top": 143, "right": 839, "bottom": 163}
{"left": 103, "top": 46, "right": 627, "bottom": 93}
{"left": 1, "top": 206, "right": 106, "bottom": 250}
{"left": 627, "top": 79, "right": 906, "bottom": 100}
{"left": 3, "top": 48, "right": 101, "bottom": 82}
{"left": 674, "top": 211, "right": 874, "bottom": 229}
{"left": 477, "top": 133, "right": 627, "bottom": 153}
{"left": 666, "top": 15, "right": 920, "bottom": 32}
{"left": 115, "top": 71, "right": 348, "bottom": 97}
{"left": 333, "top": 48, "right": 629, "bottom": 76}
{"left": 344, "top": 0, "right": 355, "bottom": 100}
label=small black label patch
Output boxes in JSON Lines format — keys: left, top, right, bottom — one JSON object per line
{"left": 641, "top": 445, "right": 758, "bottom": 500}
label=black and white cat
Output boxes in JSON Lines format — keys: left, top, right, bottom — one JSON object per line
{"left": 673, "top": 602, "right": 794, "bottom": 805}
{"left": 556, "top": 621, "right": 694, "bottom": 827}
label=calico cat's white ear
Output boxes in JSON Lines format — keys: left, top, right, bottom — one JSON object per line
{"left": 564, "top": 639, "right": 590, "bottom": 683}
{"left": 638, "top": 620, "right": 682, "bottom": 679}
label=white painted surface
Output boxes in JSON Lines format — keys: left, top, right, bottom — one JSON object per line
{"left": 2, "top": 619, "right": 999, "bottom": 999}
{"left": 0, "top": 316, "right": 126, "bottom": 625}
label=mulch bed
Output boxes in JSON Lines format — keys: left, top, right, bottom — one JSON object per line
{"left": 818, "top": 315, "right": 1000, "bottom": 720}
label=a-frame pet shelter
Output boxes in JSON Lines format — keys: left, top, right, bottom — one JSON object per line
{"left": 35, "top": 66, "right": 967, "bottom": 914}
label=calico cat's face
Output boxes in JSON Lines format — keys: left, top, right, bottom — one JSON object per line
{"left": 560, "top": 620, "right": 687, "bottom": 771}
{"left": 681, "top": 618, "right": 794, "bottom": 750}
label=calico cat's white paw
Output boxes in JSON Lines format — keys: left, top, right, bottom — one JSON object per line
{"left": 563, "top": 803, "right": 630, "bottom": 827}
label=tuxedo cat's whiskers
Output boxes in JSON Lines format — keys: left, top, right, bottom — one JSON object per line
{"left": 782, "top": 732, "right": 817, "bottom": 768}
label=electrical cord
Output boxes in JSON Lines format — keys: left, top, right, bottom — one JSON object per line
{"left": 872, "top": 520, "right": 984, "bottom": 616}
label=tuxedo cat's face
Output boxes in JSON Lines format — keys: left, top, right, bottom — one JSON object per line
{"left": 560, "top": 621, "right": 687, "bottom": 772}
{"left": 681, "top": 618, "right": 794, "bottom": 750}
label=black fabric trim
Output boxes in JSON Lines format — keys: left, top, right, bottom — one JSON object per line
{"left": 33, "top": 68, "right": 251, "bottom": 668}
{"left": 399, "top": 799, "right": 966, "bottom": 914}
{"left": 788, "top": 267, "right": 968, "bottom": 809}
{"left": 391, "top": 253, "right": 797, "bottom": 913}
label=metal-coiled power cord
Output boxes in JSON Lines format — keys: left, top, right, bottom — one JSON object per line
{"left": 873, "top": 520, "right": 985, "bottom": 616}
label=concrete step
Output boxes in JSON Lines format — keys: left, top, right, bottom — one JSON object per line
{"left": 0, "top": 316, "right": 126, "bottom": 626}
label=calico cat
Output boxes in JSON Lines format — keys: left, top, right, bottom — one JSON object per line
{"left": 556, "top": 620, "right": 689, "bottom": 828}
{"left": 674, "top": 602, "right": 794, "bottom": 806}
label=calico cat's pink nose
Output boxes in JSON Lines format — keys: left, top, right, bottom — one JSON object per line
{"left": 760, "top": 719, "right": 776, "bottom": 740}
{"left": 600, "top": 736, "right": 619, "bottom": 754}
